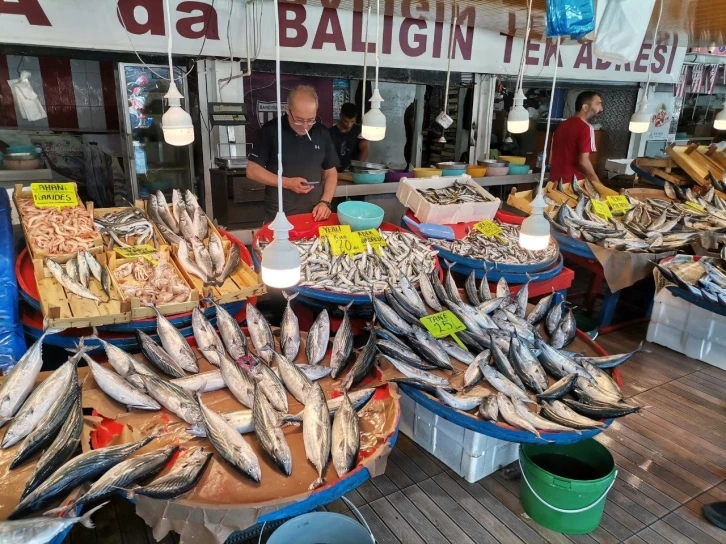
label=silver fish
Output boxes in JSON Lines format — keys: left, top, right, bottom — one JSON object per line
{"left": 341, "top": 330, "right": 378, "bottom": 390}
{"left": 156, "top": 191, "right": 180, "bottom": 233}
{"left": 436, "top": 387, "right": 484, "bottom": 411}
{"left": 273, "top": 351, "right": 312, "bottom": 405}
{"left": 512, "top": 398, "right": 579, "bottom": 433}
{"left": 65, "top": 255, "right": 79, "bottom": 282}
{"left": 137, "top": 330, "right": 186, "bottom": 378}
{"left": 381, "top": 354, "right": 450, "bottom": 387}
{"left": 193, "top": 307, "right": 225, "bottom": 367}
{"left": 208, "top": 231, "right": 226, "bottom": 276}
{"left": 479, "top": 363, "right": 534, "bottom": 404}
{"left": 438, "top": 338, "right": 475, "bottom": 364}
{"left": 198, "top": 392, "right": 261, "bottom": 481}
{"left": 536, "top": 374, "right": 577, "bottom": 401}
{"left": 178, "top": 207, "right": 196, "bottom": 240}
{"left": 496, "top": 277, "right": 510, "bottom": 300}
{"left": 0, "top": 502, "right": 108, "bottom": 544}
{"left": 47, "top": 259, "right": 101, "bottom": 303}
{"left": 543, "top": 400, "right": 606, "bottom": 429}
{"left": 526, "top": 291, "right": 555, "bottom": 325}
{"left": 76, "top": 250, "right": 90, "bottom": 288}
{"left": 82, "top": 250, "right": 104, "bottom": 282}
{"left": 496, "top": 393, "right": 542, "bottom": 439}
{"left": 398, "top": 272, "right": 427, "bottom": 316}
{"left": 371, "top": 295, "right": 412, "bottom": 336}
{"left": 513, "top": 277, "right": 530, "bottom": 318}
{"left": 131, "top": 447, "right": 213, "bottom": 500}
{"left": 185, "top": 189, "right": 201, "bottom": 214}
{"left": 479, "top": 269, "right": 493, "bottom": 301}
{"left": 216, "top": 243, "right": 240, "bottom": 285}
{"left": 246, "top": 303, "right": 275, "bottom": 364}
{"left": 463, "top": 350, "right": 489, "bottom": 389}
{"left": 208, "top": 299, "right": 247, "bottom": 360}
{"left": 171, "top": 370, "right": 226, "bottom": 392}
{"left": 74, "top": 445, "right": 179, "bottom": 507}
{"left": 306, "top": 309, "right": 330, "bottom": 366}
{"left": 510, "top": 335, "right": 548, "bottom": 394}
{"left": 84, "top": 354, "right": 160, "bottom": 410}
{"left": 444, "top": 260, "right": 464, "bottom": 303}
{"left": 535, "top": 339, "right": 592, "bottom": 380}
{"left": 545, "top": 300, "right": 564, "bottom": 337}
{"left": 178, "top": 240, "right": 211, "bottom": 284}
{"left": 172, "top": 188, "right": 184, "bottom": 226}
{"left": 464, "top": 270, "right": 480, "bottom": 305}
{"left": 303, "top": 382, "right": 332, "bottom": 489}
{"left": 141, "top": 374, "right": 201, "bottom": 424}
{"left": 581, "top": 361, "right": 622, "bottom": 400}
{"left": 418, "top": 271, "right": 442, "bottom": 312}
{"left": 253, "top": 386, "right": 293, "bottom": 476}
{"left": 575, "top": 376, "right": 622, "bottom": 404}
{"left": 490, "top": 333, "right": 526, "bottom": 389}
{"left": 193, "top": 205, "right": 209, "bottom": 241}
{"left": 219, "top": 352, "right": 255, "bottom": 408}
{"left": 191, "top": 236, "right": 215, "bottom": 279}
{"left": 478, "top": 395, "right": 498, "bottom": 421}
{"left": 153, "top": 305, "right": 198, "bottom": 373}
{"left": 332, "top": 392, "right": 360, "bottom": 478}
{"left": 291, "top": 364, "right": 332, "bottom": 381}
{"left": 251, "top": 362, "right": 288, "bottom": 413}
{"left": 330, "top": 302, "right": 353, "bottom": 378}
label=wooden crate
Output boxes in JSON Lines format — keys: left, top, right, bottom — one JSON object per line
{"left": 13, "top": 184, "right": 103, "bottom": 264}
{"left": 704, "top": 145, "right": 726, "bottom": 171}
{"left": 666, "top": 144, "right": 711, "bottom": 186}
{"left": 172, "top": 243, "right": 265, "bottom": 305}
{"left": 94, "top": 201, "right": 168, "bottom": 250}
{"left": 34, "top": 253, "right": 131, "bottom": 329}
{"left": 621, "top": 188, "right": 671, "bottom": 201}
{"left": 140, "top": 196, "right": 223, "bottom": 249}
{"left": 107, "top": 247, "right": 199, "bottom": 320}
{"left": 506, "top": 187, "right": 557, "bottom": 215}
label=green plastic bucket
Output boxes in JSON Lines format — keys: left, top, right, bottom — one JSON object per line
{"left": 519, "top": 440, "right": 617, "bottom": 534}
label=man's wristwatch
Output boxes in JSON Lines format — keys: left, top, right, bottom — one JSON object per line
{"left": 318, "top": 200, "right": 332, "bottom": 210}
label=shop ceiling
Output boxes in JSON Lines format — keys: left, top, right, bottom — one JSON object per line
{"left": 312, "top": 0, "right": 725, "bottom": 47}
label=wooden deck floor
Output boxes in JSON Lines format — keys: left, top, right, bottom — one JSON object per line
{"left": 64, "top": 323, "right": 726, "bottom": 544}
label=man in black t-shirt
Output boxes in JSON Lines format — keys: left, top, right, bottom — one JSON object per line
{"left": 329, "top": 102, "right": 368, "bottom": 171}
{"left": 247, "top": 85, "right": 340, "bottom": 224}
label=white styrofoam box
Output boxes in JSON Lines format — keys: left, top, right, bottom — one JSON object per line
{"left": 685, "top": 303, "right": 726, "bottom": 341}
{"left": 684, "top": 336, "right": 726, "bottom": 371}
{"left": 412, "top": 400, "right": 437, "bottom": 452}
{"left": 646, "top": 321, "right": 686, "bottom": 353}
{"left": 605, "top": 158, "right": 634, "bottom": 176}
{"left": 398, "top": 389, "right": 415, "bottom": 438}
{"left": 395, "top": 175, "right": 501, "bottom": 225}
{"left": 650, "top": 299, "right": 689, "bottom": 331}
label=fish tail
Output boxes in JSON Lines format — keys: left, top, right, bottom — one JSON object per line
{"left": 308, "top": 475, "right": 325, "bottom": 490}
{"left": 444, "top": 260, "right": 454, "bottom": 269}
{"left": 78, "top": 501, "right": 110, "bottom": 528}
{"left": 283, "top": 291, "right": 299, "bottom": 302}
{"left": 338, "top": 300, "right": 354, "bottom": 312}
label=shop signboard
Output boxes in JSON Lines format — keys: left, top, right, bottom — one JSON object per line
{"left": 0, "top": 0, "right": 686, "bottom": 83}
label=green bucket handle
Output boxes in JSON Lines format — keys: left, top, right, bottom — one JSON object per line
{"left": 518, "top": 457, "right": 618, "bottom": 514}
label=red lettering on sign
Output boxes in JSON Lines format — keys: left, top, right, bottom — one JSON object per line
{"left": 453, "top": 5, "right": 474, "bottom": 60}
{"left": 352, "top": 0, "right": 375, "bottom": 53}
{"left": 666, "top": 34, "right": 679, "bottom": 73}
{"left": 502, "top": 34, "right": 514, "bottom": 63}
{"left": 117, "top": 0, "right": 165, "bottom": 36}
{"left": 596, "top": 58, "right": 611, "bottom": 70}
{"left": 652, "top": 45, "right": 667, "bottom": 73}
{"left": 544, "top": 40, "right": 564, "bottom": 67}
{"left": 383, "top": 13, "right": 393, "bottom": 54}
{"left": 176, "top": 2, "right": 219, "bottom": 40}
{"left": 526, "top": 41, "right": 539, "bottom": 65}
{"left": 634, "top": 43, "right": 650, "bottom": 73}
{"left": 312, "top": 7, "right": 346, "bottom": 50}
{"left": 573, "top": 43, "right": 592, "bottom": 69}
{"left": 279, "top": 3, "right": 307, "bottom": 47}
{"left": 0, "top": 0, "right": 50, "bottom": 25}
{"left": 432, "top": 1, "right": 445, "bottom": 58}
{"left": 400, "top": 19, "right": 426, "bottom": 57}
{"left": 402, "top": 0, "right": 429, "bottom": 20}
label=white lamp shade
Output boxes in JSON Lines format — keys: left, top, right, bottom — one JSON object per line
{"left": 715, "top": 107, "right": 726, "bottom": 130}
{"left": 261, "top": 238, "right": 301, "bottom": 288}
{"left": 507, "top": 89, "right": 529, "bottom": 134}
{"left": 629, "top": 107, "right": 651, "bottom": 134}
{"left": 362, "top": 88, "right": 386, "bottom": 141}
{"left": 519, "top": 192, "right": 550, "bottom": 250}
{"left": 162, "top": 82, "right": 194, "bottom": 146}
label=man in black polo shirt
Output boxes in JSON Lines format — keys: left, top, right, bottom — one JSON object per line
{"left": 247, "top": 85, "right": 340, "bottom": 223}
{"left": 329, "top": 102, "right": 368, "bottom": 171}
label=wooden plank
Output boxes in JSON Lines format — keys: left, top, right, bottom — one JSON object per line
{"left": 654, "top": 387, "right": 726, "bottom": 429}
{"left": 369, "top": 496, "right": 425, "bottom": 544}
{"left": 383, "top": 453, "right": 415, "bottom": 489}
{"left": 667, "top": 144, "right": 712, "bottom": 185}
{"left": 394, "top": 434, "right": 445, "bottom": 477}
{"left": 113, "top": 495, "right": 151, "bottom": 544}
{"left": 680, "top": 498, "right": 726, "bottom": 542}
{"left": 610, "top": 478, "right": 671, "bottom": 520}
{"left": 601, "top": 501, "right": 646, "bottom": 537}
{"left": 386, "top": 489, "right": 454, "bottom": 544}
{"left": 679, "top": 374, "right": 726, "bottom": 401}
{"left": 667, "top": 379, "right": 726, "bottom": 410}
{"left": 343, "top": 488, "right": 367, "bottom": 507}
{"left": 648, "top": 519, "right": 700, "bottom": 544}
{"left": 356, "top": 479, "right": 384, "bottom": 503}
{"left": 92, "top": 499, "right": 124, "bottom": 544}
{"left": 605, "top": 488, "right": 659, "bottom": 526}
{"left": 663, "top": 510, "right": 723, "bottom": 544}
{"left": 622, "top": 535, "right": 649, "bottom": 544}
{"left": 388, "top": 447, "right": 429, "bottom": 483}
{"left": 371, "top": 474, "right": 401, "bottom": 497}
{"left": 324, "top": 497, "right": 350, "bottom": 514}
{"left": 351, "top": 504, "right": 401, "bottom": 544}
{"left": 633, "top": 526, "right": 679, "bottom": 544}
{"left": 696, "top": 365, "right": 726, "bottom": 383}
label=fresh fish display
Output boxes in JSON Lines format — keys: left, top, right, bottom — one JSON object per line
{"left": 541, "top": 400, "right": 606, "bottom": 430}
{"left": 535, "top": 339, "right": 592, "bottom": 380}
{"left": 130, "top": 448, "right": 213, "bottom": 499}
{"left": 574, "top": 342, "right": 643, "bottom": 369}
{"left": 0, "top": 502, "right": 107, "bottom": 544}
{"left": 216, "top": 243, "right": 240, "bottom": 285}
{"left": 253, "top": 386, "right": 293, "bottom": 476}
{"left": 177, "top": 240, "right": 211, "bottom": 284}
{"left": 377, "top": 339, "right": 437, "bottom": 371}
{"left": 113, "top": 252, "right": 191, "bottom": 306}
{"left": 246, "top": 303, "right": 275, "bottom": 364}
{"left": 193, "top": 307, "right": 225, "bottom": 367}
{"left": 562, "top": 398, "right": 640, "bottom": 418}
{"left": 194, "top": 206, "right": 209, "bottom": 242}
{"left": 136, "top": 330, "right": 187, "bottom": 379}
{"left": 408, "top": 326, "right": 454, "bottom": 370}
{"left": 306, "top": 309, "right": 330, "bottom": 365}
{"left": 418, "top": 271, "right": 443, "bottom": 311}
{"left": 172, "top": 370, "right": 226, "bottom": 393}
{"left": 510, "top": 335, "right": 548, "bottom": 394}
{"left": 574, "top": 376, "right": 622, "bottom": 404}
{"left": 330, "top": 303, "right": 354, "bottom": 378}
{"left": 512, "top": 397, "right": 580, "bottom": 434}
{"left": 372, "top": 294, "right": 413, "bottom": 336}
{"left": 76, "top": 249, "right": 90, "bottom": 287}
{"left": 198, "top": 393, "right": 261, "bottom": 481}
{"left": 439, "top": 338, "right": 475, "bottom": 364}
{"left": 496, "top": 393, "right": 542, "bottom": 439}
{"left": 274, "top": 364, "right": 333, "bottom": 381}
{"left": 258, "top": 231, "right": 437, "bottom": 294}
{"left": 219, "top": 352, "right": 255, "bottom": 408}
{"left": 303, "top": 382, "right": 332, "bottom": 489}
{"left": 191, "top": 236, "right": 215, "bottom": 279}
{"left": 46, "top": 258, "right": 103, "bottom": 303}
{"left": 382, "top": 354, "right": 450, "bottom": 387}
{"left": 207, "top": 298, "right": 248, "bottom": 360}
{"left": 536, "top": 374, "right": 577, "bottom": 401}
{"left": 478, "top": 395, "right": 499, "bottom": 422}
{"left": 250, "top": 362, "right": 289, "bottom": 413}
{"left": 94, "top": 206, "right": 156, "bottom": 249}
{"left": 431, "top": 221, "right": 558, "bottom": 265}
{"left": 436, "top": 387, "right": 484, "bottom": 411}
{"left": 479, "top": 364, "right": 535, "bottom": 405}
{"left": 341, "top": 330, "right": 378, "bottom": 390}
{"left": 417, "top": 180, "right": 495, "bottom": 204}
{"left": 83, "top": 353, "right": 161, "bottom": 410}
{"left": 154, "top": 305, "right": 199, "bottom": 372}
{"left": 331, "top": 393, "right": 360, "bottom": 477}
{"left": 462, "top": 350, "right": 488, "bottom": 389}
{"left": 16, "top": 199, "right": 97, "bottom": 255}
{"left": 272, "top": 351, "right": 312, "bottom": 405}
{"left": 280, "top": 292, "right": 301, "bottom": 362}
{"left": 657, "top": 255, "right": 726, "bottom": 308}
{"left": 140, "top": 374, "right": 201, "bottom": 424}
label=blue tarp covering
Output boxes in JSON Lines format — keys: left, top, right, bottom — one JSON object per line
{"left": 0, "top": 189, "right": 26, "bottom": 370}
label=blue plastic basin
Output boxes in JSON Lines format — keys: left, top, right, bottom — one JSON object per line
{"left": 442, "top": 169, "right": 466, "bottom": 176}
{"left": 337, "top": 201, "right": 384, "bottom": 231}
{"left": 351, "top": 172, "right": 386, "bottom": 184}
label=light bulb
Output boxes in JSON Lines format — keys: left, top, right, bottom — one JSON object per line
{"left": 629, "top": 99, "right": 651, "bottom": 134}
{"left": 261, "top": 212, "right": 301, "bottom": 288}
{"left": 508, "top": 89, "right": 529, "bottom": 134}
{"left": 162, "top": 82, "right": 194, "bottom": 146}
{"left": 715, "top": 103, "right": 726, "bottom": 130}
{"left": 519, "top": 192, "right": 550, "bottom": 250}
{"left": 362, "top": 88, "right": 386, "bottom": 141}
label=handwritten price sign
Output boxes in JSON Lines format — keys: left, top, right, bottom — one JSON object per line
{"left": 420, "top": 311, "right": 467, "bottom": 348}
{"left": 474, "top": 220, "right": 503, "bottom": 238}
{"left": 115, "top": 244, "right": 158, "bottom": 264}
{"left": 684, "top": 201, "right": 706, "bottom": 213}
{"left": 606, "top": 195, "right": 631, "bottom": 213}
{"left": 31, "top": 182, "right": 78, "bottom": 208}
{"left": 318, "top": 225, "right": 351, "bottom": 237}
{"left": 328, "top": 232, "right": 365, "bottom": 256}
{"left": 590, "top": 199, "right": 613, "bottom": 220}
{"left": 357, "top": 229, "right": 387, "bottom": 249}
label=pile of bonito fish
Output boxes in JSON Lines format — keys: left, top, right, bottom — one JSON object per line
{"left": 94, "top": 207, "right": 156, "bottom": 249}
{"left": 147, "top": 189, "right": 239, "bottom": 286}
{"left": 430, "top": 221, "right": 559, "bottom": 264}
{"left": 113, "top": 252, "right": 192, "bottom": 306}
{"left": 45, "top": 250, "right": 112, "bottom": 304}
{"left": 16, "top": 199, "right": 97, "bottom": 255}
{"left": 417, "top": 181, "right": 495, "bottom": 204}
{"left": 374, "top": 266, "right": 642, "bottom": 439}
{"left": 655, "top": 255, "right": 726, "bottom": 306}
{"left": 257, "top": 230, "right": 438, "bottom": 294}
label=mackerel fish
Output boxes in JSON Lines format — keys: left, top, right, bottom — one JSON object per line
{"left": 131, "top": 447, "right": 213, "bottom": 499}
{"left": 280, "top": 292, "right": 300, "bottom": 362}
{"left": 246, "top": 303, "right": 275, "bottom": 364}
{"left": 330, "top": 302, "right": 353, "bottom": 378}
{"left": 253, "top": 385, "right": 293, "bottom": 476}
{"left": 303, "top": 382, "right": 331, "bottom": 489}
{"left": 331, "top": 393, "right": 360, "bottom": 478}
{"left": 306, "top": 309, "right": 330, "bottom": 365}
{"left": 0, "top": 502, "right": 107, "bottom": 544}
{"left": 154, "top": 305, "right": 198, "bottom": 372}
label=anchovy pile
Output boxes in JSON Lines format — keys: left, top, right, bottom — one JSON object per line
{"left": 257, "top": 230, "right": 438, "bottom": 294}
{"left": 418, "top": 181, "right": 495, "bottom": 204}
{"left": 376, "top": 268, "right": 641, "bottom": 438}
{"left": 94, "top": 207, "right": 156, "bottom": 249}
{"left": 656, "top": 255, "right": 726, "bottom": 306}
{"left": 431, "top": 221, "right": 559, "bottom": 265}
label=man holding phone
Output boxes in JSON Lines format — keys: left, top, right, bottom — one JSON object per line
{"left": 247, "top": 85, "right": 339, "bottom": 223}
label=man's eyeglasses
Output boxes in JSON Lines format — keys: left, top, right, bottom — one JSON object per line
{"left": 287, "top": 109, "right": 317, "bottom": 128}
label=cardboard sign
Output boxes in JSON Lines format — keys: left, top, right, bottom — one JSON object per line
{"left": 606, "top": 195, "right": 631, "bottom": 213}
{"left": 357, "top": 229, "right": 387, "bottom": 249}
{"left": 684, "top": 201, "right": 706, "bottom": 213}
{"left": 474, "top": 220, "right": 503, "bottom": 238}
{"left": 115, "top": 244, "right": 158, "bottom": 264}
{"left": 420, "top": 310, "right": 467, "bottom": 348}
{"left": 590, "top": 199, "right": 613, "bottom": 220}
{"left": 318, "top": 225, "right": 351, "bottom": 237}
{"left": 31, "top": 182, "right": 78, "bottom": 208}
{"left": 328, "top": 232, "right": 364, "bottom": 256}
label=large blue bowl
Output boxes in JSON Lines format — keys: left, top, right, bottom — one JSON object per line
{"left": 351, "top": 171, "right": 386, "bottom": 184}
{"left": 336, "top": 201, "right": 384, "bottom": 231}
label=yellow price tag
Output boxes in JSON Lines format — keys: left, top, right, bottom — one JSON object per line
{"left": 685, "top": 201, "right": 706, "bottom": 212}
{"left": 31, "top": 182, "right": 78, "bottom": 208}
{"left": 590, "top": 199, "right": 613, "bottom": 220}
{"left": 606, "top": 195, "right": 631, "bottom": 213}
{"left": 356, "top": 229, "right": 387, "bottom": 249}
{"left": 420, "top": 310, "right": 467, "bottom": 348}
{"left": 474, "top": 220, "right": 503, "bottom": 238}
{"left": 115, "top": 244, "right": 158, "bottom": 264}
{"left": 329, "top": 232, "right": 364, "bottom": 256}
{"left": 318, "top": 225, "right": 351, "bottom": 238}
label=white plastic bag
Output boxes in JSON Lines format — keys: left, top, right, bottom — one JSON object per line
{"left": 593, "top": 0, "right": 656, "bottom": 63}
{"left": 7, "top": 70, "right": 46, "bottom": 122}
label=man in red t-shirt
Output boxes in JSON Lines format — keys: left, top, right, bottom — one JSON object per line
{"left": 549, "top": 91, "right": 603, "bottom": 184}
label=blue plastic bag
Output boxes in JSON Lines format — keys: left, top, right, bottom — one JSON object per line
{"left": 547, "top": 0, "right": 596, "bottom": 38}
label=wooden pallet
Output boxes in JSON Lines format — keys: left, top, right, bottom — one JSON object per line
{"left": 34, "top": 253, "right": 131, "bottom": 329}
{"left": 94, "top": 202, "right": 168, "bottom": 250}
{"left": 704, "top": 144, "right": 726, "bottom": 170}
{"left": 666, "top": 144, "right": 711, "bottom": 186}
{"left": 107, "top": 247, "right": 199, "bottom": 320}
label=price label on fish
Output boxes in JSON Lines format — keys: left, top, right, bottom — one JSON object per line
{"left": 328, "top": 232, "right": 365, "bottom": 256}
{"left": 473, "top": 220, "right": 503, "bottom": 238}
{"left": 115, "top": 244, "right": 158, "bottom": 264}
{"left": 590, "top": 199, "right": 613, "bottom": 220}
{"left": 606, "top": 195, "right": 631, "bottom": 213}
{"left": 685, "top": 201, "right": 706, "bottom": 213}
{"left": 420, "top": 310, "right": 467, "bottom": 348}
{"left": 356, "top": 229, "right": 387, "bottom": 249}
{"left": 318, "top": 225, "right": 351, "bottom": 237}
{"left": 30, "top": 182, "right": 77, "bottom": 208}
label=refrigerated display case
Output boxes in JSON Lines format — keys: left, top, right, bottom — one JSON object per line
{"left": 117, "top": 63, "right": 195, "bottom": 202}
